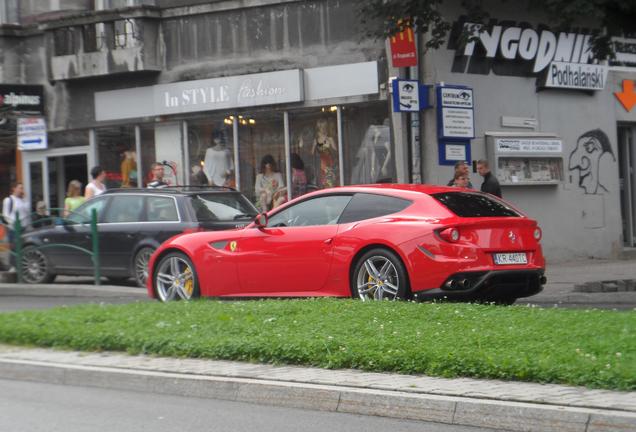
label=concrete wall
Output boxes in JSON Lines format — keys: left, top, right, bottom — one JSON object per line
{"left": 421, "top": 0, "right": 632, "bottom": 260}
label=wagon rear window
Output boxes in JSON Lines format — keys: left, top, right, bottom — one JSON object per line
{"left": 431, "top": 192, "right": 520, "bottom": 217}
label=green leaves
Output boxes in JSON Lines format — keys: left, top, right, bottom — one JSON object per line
{"left": 0, "top": 299, "right": 634, "bottom": 390}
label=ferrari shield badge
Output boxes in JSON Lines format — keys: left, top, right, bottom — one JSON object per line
{"left": 230, "top": 241, "right": 237, "bottom": 252}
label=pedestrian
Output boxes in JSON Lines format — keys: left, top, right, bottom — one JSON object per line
{"left": 31, "top": 200, "right": 51, "bottom": 228}
{"left": 63, "top": 180, "right": 85, "bottom": 217}
{"left": 85, "top": 166, "right": 107, "bottom": 199}
{"left": 476, "top": 159, "right": 502, "bottom": 198}
{"left": 147, "top": 162, "right": 168, "bottom": 188}
{"left": 452, "top": 171, "right": 470, "bottom": 188}
{"left": 446, "top": 161, "right": 473, "bottom": 188}
{"left": 1, "top": 182, "right": 31, "bottom": 263}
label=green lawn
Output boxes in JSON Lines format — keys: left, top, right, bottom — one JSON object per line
{"left": 0, "top": 299, "right": 634, "bottom": 390}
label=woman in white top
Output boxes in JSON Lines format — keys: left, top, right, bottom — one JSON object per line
{"left": 254, "top": 154, "right": 284, "bottom": 212}
{"left": 85, "top": 166, "right": 107, "bottom": 199}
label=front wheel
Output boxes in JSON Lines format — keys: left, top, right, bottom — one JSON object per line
{"left": 154, "top": 251, "right": 200, "bottom": 302}
{"left": 21, "top": 246, "right": 56, "bottom": 284}
{"left": 351, "top": 248, "right": 409, "bottom": 301}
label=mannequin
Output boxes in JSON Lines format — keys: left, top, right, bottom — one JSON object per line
{"left": 311, "top": 118, "right": 338, "bottom": 188}
{"left": 203, "top": 130, "right": 233, "bottom": 187}
{"left": 351, "top": 124, "right": 392, "bottom": 184}
{"left": 120, "top": 150, "right": 137, "bottom": 187}
{"left": 254, "top": 154, "right": 284, "bottom": 212}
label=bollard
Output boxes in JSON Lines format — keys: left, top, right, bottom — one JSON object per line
{"left": 15, "top": 214, "right": 22, "bottom": 284}
{"left": 91, "top": 208, "right": 100, "bottom": 286}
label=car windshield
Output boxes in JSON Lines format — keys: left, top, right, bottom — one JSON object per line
{"left": 431, "top": 192, "right": 520, "bottom": 217}
{"left": 189, "top": 193, "right": 258, "bottom": 222}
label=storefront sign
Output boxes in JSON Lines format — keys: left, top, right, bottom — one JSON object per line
{"left": 17, "top": 117, "right": 47, "bottom": 150}
{"left": 437, "top": 86, "right": 475, "bottom": 139}
{"left": 390, "top": 28, "right": 418, "bottom": 68}
{"left": 542, "top": 62, "right": 607, "bottom": 90}
{"left": 155, "top": 69, "right": 303, "bottom": 115}
{"left": 495, "top": 138, "right": 562, "bottom": 153}
{"left": 0, "top": 84, "right": 44, "bottom": 114}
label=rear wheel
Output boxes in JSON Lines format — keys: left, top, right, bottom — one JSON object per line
{"left": 21, "top": 246, "right": 56, "bottom": 284}
{"left": 133, "top": 247, "right": 155, "bottom": 288}
{"left": 351, "top": 248, "right": 409, "bottom": 301}
{"left": 154, "top": 251, "right": 199, "bottom": 302}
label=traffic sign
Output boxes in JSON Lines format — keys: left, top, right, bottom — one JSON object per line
{"left": 17, "top": 117, "right": 47, "bottom": 150}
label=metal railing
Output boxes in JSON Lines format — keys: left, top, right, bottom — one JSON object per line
{"left": 0, "top": 208, "right": 100, "bottom": 285}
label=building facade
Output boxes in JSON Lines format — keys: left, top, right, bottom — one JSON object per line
{"left": 0, "top": 0, "right": 635, "bottom": 261}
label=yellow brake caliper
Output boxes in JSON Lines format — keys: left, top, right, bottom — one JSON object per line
{"left": 183, "top": 267, "right": 193, "bottom": 297}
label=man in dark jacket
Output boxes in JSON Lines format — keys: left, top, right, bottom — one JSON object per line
{"left": 477, "top": 160, "right": 502, "bottom": 198}
{"left": 446, "top": 161, "right": 473, "bottom": 188}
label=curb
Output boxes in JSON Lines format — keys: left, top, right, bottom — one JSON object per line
{"left": 0, "top": 358, "right": 634, "bottom": 432}
{"left": 0, "top": 283, "right": 147, "bottom": 298}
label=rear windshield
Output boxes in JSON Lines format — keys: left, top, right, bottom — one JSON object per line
{"left": 189, "top": 193, "right": 258, "bottom": 222}
{"left": 431, "top": 192, "right": 520, "bottom": 217}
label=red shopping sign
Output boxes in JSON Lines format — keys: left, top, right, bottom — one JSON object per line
{"left": 390, "top": 27, "right": 417, "bottom": 68}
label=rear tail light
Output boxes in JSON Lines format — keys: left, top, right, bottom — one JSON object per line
{"left": 438, "top": 227, "right": 460, "bottom": 243}
{"left": 533, "top": 227, "right": 542, "bottom": 241}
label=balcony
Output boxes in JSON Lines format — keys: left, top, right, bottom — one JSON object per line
{"left": 42, "top": 6, "right": 161, "bottom": 81}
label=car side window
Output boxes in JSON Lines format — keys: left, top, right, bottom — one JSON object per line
{"left": 67, "top": 197, "right": 108, "bottom": 224}
{"left": 338, "top": 193, "right": 412, "bottom": 224}
{"left": 146, "top": 196, "right": 179, "bottom": 222}
{"left": 267, "top": 195, "right": 352, "bottom": 227}
{"left": 102, "top": 196, "right": 144, "bottom": 223}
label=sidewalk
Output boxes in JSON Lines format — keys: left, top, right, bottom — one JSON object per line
{"left": 0, "top": 344, "right": 634, "bottom": 432}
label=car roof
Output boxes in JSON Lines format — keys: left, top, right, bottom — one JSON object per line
{"left": 304, "top": 183, "right": 475, "bottom": 198}
{"left": 102, "top": 186, "right": 240, "bottom": 196}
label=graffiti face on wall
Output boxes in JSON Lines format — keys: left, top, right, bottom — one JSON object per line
{"left": 568, "top": 129, "right": 615, "bottom": 194}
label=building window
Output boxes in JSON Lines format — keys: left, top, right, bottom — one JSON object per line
{"left": 238, "top": 112, "right": 286, "bottom": 211}
{"left": 342, "top": 103, "right": 394, "bottom": 185}
{"left": 187, "top": 117, "right": 234, "bottom": 188}
{"left": 96, "top": 126, "right": 136, "bottom": 188}
{"left": 53, "top": 28, "right": 78, "bottom": 56}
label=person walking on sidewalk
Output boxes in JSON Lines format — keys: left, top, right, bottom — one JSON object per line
{"left": 147, "top": 162, "right": 168, "bottom": 188}
{"left": 477, "top": 159, "right": 502, "bottom": 198}
{"left": 85, "top": 166, "right": 107, "bottom": 199}
{"left": 63, "top": 180, "right": 85, "bottom": 217}
{"left": 446, "top": 161, "right": 473, "bottom": 188}
{"left": 2, "top": 182, "right": 31, "bottom": 269}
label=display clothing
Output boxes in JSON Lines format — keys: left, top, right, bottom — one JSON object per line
{"left": 255, "top": 172, "right": 284, "bottom": 212}
{"left": 64, "top": 196, "right": 85, "bottom": 214}
{"left": 85, "top": 181, "right": 106, "bottom": 197}
{"left": 481, "top": 172, "right": 502, "bottom": 198}
{"left": 120, "top": 152, "right": 137, "bottom": 187}
{"left": 315, "top": 138, "right": 338, "bottom": 188}
{"left": 351, "top": 125, "right": 393, "bottom": 184}
{"left": 204, "top": 145, "right": 233, "bottom": 186}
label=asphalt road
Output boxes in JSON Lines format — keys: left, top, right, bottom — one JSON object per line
{"left": 0, "top": 379, "right": 499, "bottom": 432}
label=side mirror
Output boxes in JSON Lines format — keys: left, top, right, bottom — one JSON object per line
{"left": 254, "top": 213, "right": 268, "bottom": 228}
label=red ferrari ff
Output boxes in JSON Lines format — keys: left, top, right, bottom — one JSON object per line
{"left": 147, "top": 184, "right": 546, "bottom": 304}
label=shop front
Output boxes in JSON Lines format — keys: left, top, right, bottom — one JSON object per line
{"left": 92, "top": 61, "right": 396, "bottom": 210}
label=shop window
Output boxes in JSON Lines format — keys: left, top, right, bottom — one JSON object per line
{"left": 238, "top": 112, "right": 286, "bottom": 211}
{"left": 187, "top": 117, "right": 234, "bottom": 188}
{"left": 139, "top": 124, "right": 156, "bottom": 187}
{"left": 96, "top": 126, "right": 136, "bottom": 189}
{"left": 289, "top": 109, "right": 339, "bottom": 195}
{"left": 342, "top": 103, "right": 395, "bottom": 185}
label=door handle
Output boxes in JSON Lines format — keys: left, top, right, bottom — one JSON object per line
{"left": 324, "top": 238, "right": 333, "bottom": 244}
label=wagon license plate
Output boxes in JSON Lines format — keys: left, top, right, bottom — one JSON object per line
{"left": 493, "top": 252, "right": 527, "bottom": 265}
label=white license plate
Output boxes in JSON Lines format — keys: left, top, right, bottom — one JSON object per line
{"left": 493, "top": 252, "right": 528, "bottom": 265}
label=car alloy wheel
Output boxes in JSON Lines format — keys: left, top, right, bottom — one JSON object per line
{"left": 154, "top": 252, "right": 199, "bottom": 302}
{"left": 21, "top": 246, "right": 55, "bottom": 284}
{"left": 353, "top": 248, "right": 408, "bottom": 301}
{"left": 134, "top": 247, "right": 155, "bottom": 288}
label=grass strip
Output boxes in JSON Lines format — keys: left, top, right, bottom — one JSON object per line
{"left": 0, "top": 298, "right": 634, "bottom": 390}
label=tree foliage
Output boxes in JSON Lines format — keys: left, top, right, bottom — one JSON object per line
{"left": 357, "top": 0, "right": 636, "bottom": 59}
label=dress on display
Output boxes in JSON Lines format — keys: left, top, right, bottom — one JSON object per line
{"left": 351, "top": 125, "right": 392, "bottom": 184}
{"left": 254, "top": 172, "right": 284, "bottom": 212}
{"left": 315, "top": 138, "right": 338, "bottom": 188}
{"left": 204, "top": 146, "right": 233, "bottom": 186}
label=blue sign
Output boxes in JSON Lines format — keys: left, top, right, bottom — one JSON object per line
{"left": 436, "top": 85, "right": 474, "bottom": 165}
{"left": 392, "top": 80, "right": 430, "bottom": 112}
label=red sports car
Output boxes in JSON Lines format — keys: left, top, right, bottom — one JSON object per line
{"left": 147, "top": 184, "right": 545, "bottom": 304}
